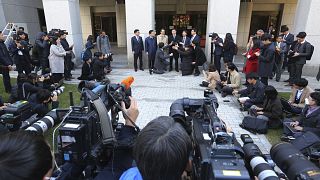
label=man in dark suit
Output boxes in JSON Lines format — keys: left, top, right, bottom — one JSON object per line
{"left": 153, "top": 43, "right": 173, "bottom": 74}
{"left": 190, "top": 28, "right": 200, "bottom": 45}
{"left": 145, "top": 30, "right": 157, "bottom": 75}
{"left": 211, "top": 33, "right": 223, "bottom": 73}
{"left": 0, "top": 31, "right": 13, "bottom": 93}
{"left": 168, "top": 29, "right": 181, "bottom": 72}
{"left": 281, "top": 25, "right": 294, "bottom": 82}
{"left": 191, "top": 40, "right": 207, "bottom": 76}
{"left": 257, "top": 34, "right": 275, "bottom": 86}
{"left": 131, "top": 29, "right": 144, "bottom": 72}
{"left": 287, "top": 32, "right": 312, "bottom": 84}
{"left": 274, "top": 35, "right": 287, "bottom": 82}
{"left": 179, "top": 30, "right": 191, "bottom": 48}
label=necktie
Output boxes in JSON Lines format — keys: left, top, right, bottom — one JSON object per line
{"left": 136, "top": 36, "right": 139, "bottom": 42}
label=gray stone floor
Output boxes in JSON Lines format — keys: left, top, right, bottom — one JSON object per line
{"left": 7, "top": 52, "right": 319, "bottom": 154}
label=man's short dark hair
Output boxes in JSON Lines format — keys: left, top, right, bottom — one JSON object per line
{"left": 37, "top": 89, "right": 52, "bottom": 103}
{"left": 310, "top": 92, "right": 320, "bottom": 106}
{"left": 228, "top": 63, "right": 237, "bottom": 71}
{"left": 208, "top": 64, "right": 217, "bottom": 72}
{"left": 191, "top": 28, "right": 197, "bottom": 32}
{"left": 246, "top": 72, "right": 258, "bottom": 80}
{"left": 134, "top": 116, "right": 192, "bottom": 180}
{"left": 134, "top": 29, "right": 139, "bottom": 33}
{"left": 296, "top": 32, "right": 307, "bottom": 38}
{"left": 148, "top": 30, "right": 154, "bottom": 34}
{"left": 293, "top": 78, "right": 308, "bottom": 87}
{"left": 0, "top": 131, "right": 52, "bottom": 180}
{"left": 280, "top": 25, "right": 289, "bottom": 33}
{"left": 18, "top": 27, "right": 25, "bottom": 31}
{"left": 261, "top": 33, "right": 273, "bottom": 41}
{"left": 94, "top": 52, "right": 103, "bottom": 57}
{"left": 158, "top": 42, "right": 164, "bottom": 48}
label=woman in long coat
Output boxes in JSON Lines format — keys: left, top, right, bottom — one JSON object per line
{"left": 49, "top": 37, "right": 68, "bottom": 83}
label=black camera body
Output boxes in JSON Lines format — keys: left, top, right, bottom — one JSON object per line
{"left": 48, "top": 29, "right": 68, "bottom": 39}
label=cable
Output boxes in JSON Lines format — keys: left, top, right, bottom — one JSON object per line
{"left": 52, "top": 108, "right": 73, "bottom": 169}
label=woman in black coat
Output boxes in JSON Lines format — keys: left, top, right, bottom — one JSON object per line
{"left": 250, "top": 85, "right": 283, "bottom": 128}
{"left": 223, "top": 33, "right": 236, "bottom": 65}
{"left": 173, "top": 45, "right": 194, "bottom": 76}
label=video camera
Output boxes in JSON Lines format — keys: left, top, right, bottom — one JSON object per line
{"left": 170, "top": 89, "right": 320, "bottom": 179}
{"left": 48, "top": 29, "right": 68, "bottom": 39}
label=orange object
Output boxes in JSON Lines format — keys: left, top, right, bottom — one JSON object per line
{"left": 121, "top": 76, "right": 135, "bottom": 90}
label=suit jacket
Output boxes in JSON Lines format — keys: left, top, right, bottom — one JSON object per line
{"left": 227, "top": 71, "right": 241, "bottom": 90}
{"left": 262, "top": 98, "right": 283, "bottom": 122}
{"left": 0, "top": 41, "right": 13, "bottom": 66}
{"left": 145, "top": 36, "right": 157, "bottom": 55}
{"left": 131, "top": 36, "right": 144, "bottom": 54}
{"left": 213, "top": 37, "right": 224, "bottom": 56}
{"left": 180, "top": 36, "right": 191, "bottom": 47}
{"left": 239, "top": 80, "right": 265, "bottom": 105}
{"left": 168, "top": 35, "right": 181, "bottom": 54}
{"left": 194, "top": 46, "right": 207, "bottom": 66}
{"left": 298, "top": 106, "right": 320, "bottom": 137}
{"left": 288, "top": 40, "right": 312, "bottom": 64}
{"left": 283, "top": 33, "right": 294, "bottom": 51}
{"left": 190, "top": 35, "right": 200, "bottom": 45}
{"left": 289, "top": 86, "right": 314, "bottom": 108}
{"left": 258, "top": 43, "right": 275, "bottom": 77}
{"left": 154, "top": 48, "right": 170, "bottom": 72}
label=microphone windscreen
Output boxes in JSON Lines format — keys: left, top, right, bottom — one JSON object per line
{"left": 121, "top": 76, "right": 134, "bottom": 90}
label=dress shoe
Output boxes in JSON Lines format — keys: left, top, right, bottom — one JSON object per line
{"left": 169, "top": 68, "right": 172, "bottom": 72}
{"left": 134, "top": 69, "right": 137, "bottom": 72}
{"left": 194, "top": 73, "right": 200, "bottom": 76}
{"left": 284, "top": 79, "right": 290, "bottom": 82}
{"left": 199, "top": 84, "right": 205, "bottom": 87}
{"left": 276, "top": 79, "right": 280, "bottom": 82}
{"left": 175, "top": 69, "right": 179, "bottom": 72}
{"left": 149, "top": 69, "right": 153, "bottom": 75}
{"left": 140, "top": 68, "right": 144, "bottom": 71}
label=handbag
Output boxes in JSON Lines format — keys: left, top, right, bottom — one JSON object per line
{"left": 241, "top": 116, "right": 268, "bottom": 134}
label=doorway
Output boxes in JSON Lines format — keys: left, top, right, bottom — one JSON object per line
{"left": 93, "top": 13, "right": 117, "bottom": 42}
{"left": 249, "top": 11, "right": 283, "bottom": 37}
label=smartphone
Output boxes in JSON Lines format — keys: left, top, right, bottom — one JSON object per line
{"left": 223, "top": 100, "right": 230, "bottom": 102}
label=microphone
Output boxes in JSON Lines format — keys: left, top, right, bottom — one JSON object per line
{"left": 121, "top": 76, "right": 134, "bottom": 90}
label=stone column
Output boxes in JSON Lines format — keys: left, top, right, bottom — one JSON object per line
{"left": 205, "top": 0, "right": 241, "bottom": 61}
{"left": 293, "top": 0, "right": 320, "bottom": 75}
{"left": 125, "top": 0, "right": 155, "bottom": 67}
{"left": 116, "top": 2, "right": 126, "bottom": 47}
{"left": 42, "top": 0, "right": 83, "bottom": 63}
{"left": 80, "top": 5, "right": 92, "bottom": 45}
{"left": 236, "top": 2, "right": 253, "bottom": 48}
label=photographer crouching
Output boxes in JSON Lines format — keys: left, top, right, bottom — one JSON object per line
{"left": 28, "top": 89, "right": 60, "bottom": 118}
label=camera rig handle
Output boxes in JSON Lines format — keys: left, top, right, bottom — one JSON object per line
{"left": 85, "top": 90, "right": 116, "bottom": 145}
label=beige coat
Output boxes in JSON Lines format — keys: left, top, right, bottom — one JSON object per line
{"left": 204, "top": 71, "right": 221, "bottom": 90}
{"left": 157, "top": 35, "right": 168, "bottom": 45}
{"left": 227, "top": 71, "right": 241, "bottom": 90}
{"left": 289, "top": 86, "right": 314, "bottom": 108}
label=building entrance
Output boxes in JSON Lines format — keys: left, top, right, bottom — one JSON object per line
{"left": 93, "top": 12, "right": 117, "bottom": 42}
{"left": 249, "top": 10, "right": 283, "bottom": 37}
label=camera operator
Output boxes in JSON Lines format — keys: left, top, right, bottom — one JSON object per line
{"left": 21, "top": 73, "right": 45, "bottom": 100}
{"left": 0, "top": 131, "right": 53, "bottom": 180}
{"left": 191, "top": 40, "right": 208, "bottom": 76}
{"left": 172, "top": 44, "right": 194, "bottom": 76}
{"left": 0, "top": 31, "right": 13, "bottom": 93}
{"left": 18, "top": 26, "right": 29, "bottom": 42}
{"left": 35, "top": 32, "right": 50, "bottom": 73}
{"left": 94, "top": 97, "right": 139, "bottom": 180}
{"left": 211, "top": 33, "right": 224, "bottom": 73}
{"left": 8, "top": 32, "right": 33, "bottom": 74}
{"left": 282, "top": 92, "right": 320, "bottom": 138}
{"left": 28, "top": 89, "right": 59, "bottom": 118}
{"left": 234, "top": 72, "right": 265, "bottom": 110}
{"left": 59, "top": 32, "right": 74, "bottom": 81}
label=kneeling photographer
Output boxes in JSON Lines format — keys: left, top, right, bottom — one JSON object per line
{"left": 28, "top": 89, "right": 59, "bottom": 118}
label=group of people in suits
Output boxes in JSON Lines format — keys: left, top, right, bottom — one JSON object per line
{"left": 131, "top": 28, "right": 204, "bottom": 75}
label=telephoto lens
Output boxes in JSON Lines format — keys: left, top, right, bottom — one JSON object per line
{"left": 271, "top": 142, "right": 320, "bottom": 180}
{"left": 25, "top": 110, "right": 60, "bottom": 134}
{"left": 241, "top": 134, "right": 279, "bottom": 180}
{"left": 52, "top": 86, "right": 65, "bottom": 96}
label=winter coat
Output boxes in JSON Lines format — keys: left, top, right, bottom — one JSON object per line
{"left": 49, "top": 44, "right": 66, "bottom": 73}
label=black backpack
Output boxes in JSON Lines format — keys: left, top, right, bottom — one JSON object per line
{"left": 241, "top": 116, "right": 268, "bottom": 134}
{"left": 305, "top": 42, "right": 314, "bottom": 60}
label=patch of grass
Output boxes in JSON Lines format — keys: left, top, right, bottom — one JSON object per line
{"left": 265, "top": 92, "right": 291, "bottom": 145}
